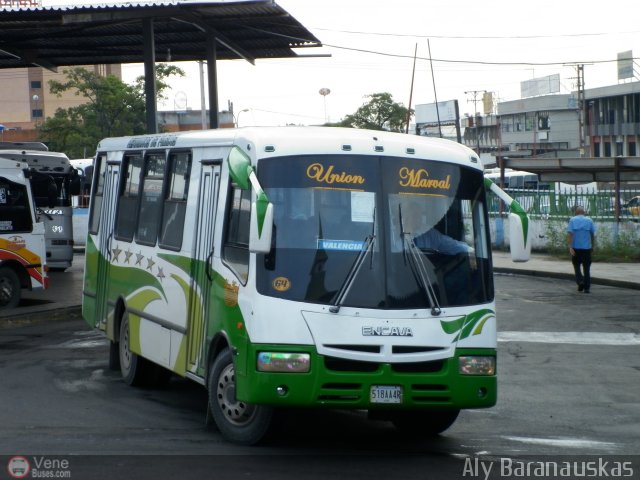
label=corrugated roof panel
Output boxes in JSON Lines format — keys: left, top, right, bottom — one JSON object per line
{"left": 0, "top": 1, "right": 321, "bottom": 68}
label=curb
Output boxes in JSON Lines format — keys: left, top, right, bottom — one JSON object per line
{"left": 0, "top": 305, "right": 82, "bottom": 330}
{"left": 494, "top": 267, "right": 640, "bottom": 291}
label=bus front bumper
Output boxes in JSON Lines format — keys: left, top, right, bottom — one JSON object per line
{"left": 235, "top": 345, "right": 496, "bottom": 410}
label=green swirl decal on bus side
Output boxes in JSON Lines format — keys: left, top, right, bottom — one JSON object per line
{"left": 126, "top": 289, "right": 164, "bottom": 353}
{"left": 158, "top": 253, "right": 192, "bottom": 276}
{"left": 171, "top": 273, "right": 201, "bottom": 374}
{"left": 109, "top": 262, "right": 167, "bottom": 303}
{"left": 440, "top": 308, "right": 495, "bottom": 342}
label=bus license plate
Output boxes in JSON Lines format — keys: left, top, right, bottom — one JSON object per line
{"left": 370, "top": 385, "right": 402, "bottom": 404}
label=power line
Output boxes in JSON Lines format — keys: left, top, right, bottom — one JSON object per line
{"left": 311, "top": 27, "right": 640, "bottom": 40}
{"left": 245, "top": 25, "right": 639, "bottom": 68}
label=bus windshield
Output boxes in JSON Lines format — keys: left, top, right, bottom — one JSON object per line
{"left": 256, "top": 155, "right": 493, "bottom": 309}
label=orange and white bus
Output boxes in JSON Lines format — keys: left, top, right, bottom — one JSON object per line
{"left": 0, "top": 157, "right": 48, "bottom": 309}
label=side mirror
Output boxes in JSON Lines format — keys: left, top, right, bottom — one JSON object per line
{"left": 70, "top": 174, "right": 82, "bottom": 196}
{"left": 249, "top": 198, "right": 273, "bottom": 253}
{"left": 484, "top": 176, "right": 530, "bottom": 262}
{"left": 227, "top": 146, "right": 251, "bottom": 189}
{"left": 509, "top": 211, "right": 531, "bottom": 262}
{"left": 227, "top": 145, "right": 275, "bottom": 254}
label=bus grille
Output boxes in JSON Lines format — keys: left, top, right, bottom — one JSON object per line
{"left": 316, "top": 382, "right": 451, "bottom": 404}
{"left": 323, "top": 356, "right": 445, "bottom": 374}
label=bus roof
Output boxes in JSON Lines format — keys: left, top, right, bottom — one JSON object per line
{"left": 0, "top": 156, "right": 29, "bottom": 170}
{"left": 0, "top": 156, "right": 30, "bottom": 183}
{"left": 0, "top": 141, "right": 48, "bottom": 152}
{"left": 484, "top": 169, "right": 536, "bottom": 178}
{"left": 0, "top": 149, "right": 72, "bottom": 174}
{"left": 96, "top": 127, "right": 483, "bottom": 170}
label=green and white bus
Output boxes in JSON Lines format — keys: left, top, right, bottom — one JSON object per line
{"left": 82, "top": 127, "right": 530, "bottom": 445}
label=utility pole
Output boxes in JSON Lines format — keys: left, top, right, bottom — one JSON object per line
{"left": 465, "top": 90, "right": 486, "bottom": 154}
{"left": 576, "top": 64, "right": 586, "bottom": 157}
{"left": 568, "top": 63, "right": 588, "bottom": 157}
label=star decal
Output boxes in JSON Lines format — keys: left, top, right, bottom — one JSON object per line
{"left": 157, "top": 267, "right": 165, "bottom": 281}
{"left": 124, "top": 249, "right": 133, "bottom": 264}
{"left": 146, "top": 257, "right": 155, "bottom": 271}
{"left": 112, "top": 245, "right": 122, "bottom": 263}
{"left": 135, "top": 251, "right": 144, "bottom": 266}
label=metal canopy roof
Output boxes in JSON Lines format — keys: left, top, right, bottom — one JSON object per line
{"left": 499, "top": 157, "right": 640, "bottom": 183}
{"left": 0, "top": 0, "right": 321, "bottom": 70}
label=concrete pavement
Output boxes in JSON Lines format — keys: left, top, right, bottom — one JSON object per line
{"left": 491, "top": 249, "right": 640, "bottom": 291}
{"left": 0, "top": 252, "right": 84, "bottom": 326}
{"left": 1, "top": 250, "right": 638, "bottom": 326}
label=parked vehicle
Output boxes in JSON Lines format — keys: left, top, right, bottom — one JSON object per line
{"left": 0, "top": 157, "right": 49, "bottom": 309}
{"left": 0, "top": 144, "right": 81, "bottom": 270}
{"left": 624, "top": 196, "right": 640, "bottom": 217}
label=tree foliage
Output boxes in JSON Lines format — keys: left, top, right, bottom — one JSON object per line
{"left": 40, "top": 64, "right": 184, "bottom": 158}
{"left": 334, "top": 92, "right": 413, "bottom": 132}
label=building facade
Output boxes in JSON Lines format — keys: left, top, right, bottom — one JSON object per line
{"left": 0, "top": 65, "right": 121, "bottom": 141}
{"left": 585, "top": 82, "right": 640, "bottom": 158}
{"left": 461, "top": 80, "right": 640, "bottom": 162}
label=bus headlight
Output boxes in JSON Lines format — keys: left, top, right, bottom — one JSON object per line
{"left": 459, "top": 356, "right": 495, "bottom": 375}
{"left": 257, "top": 352, "right": 310, "bottom": 373}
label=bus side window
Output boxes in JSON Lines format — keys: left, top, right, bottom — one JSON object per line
{"left": 115, "top": 153, "right": 143, "bottom": 242}
{"left": 136, "top": 153, "right": 166, "bottom": 246}
{"left": 0, "top": 178, "right": 32, "bottom": 233}
{"left": 159, "top": 151, "right": 191, "bottom": 250}
{"left": 222, "top": 185, "right": 251, "bottom": 284}
{"left": 88, "top": 154, "right": 106, "bottom": 235}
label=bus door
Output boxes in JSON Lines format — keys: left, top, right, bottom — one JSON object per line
{"left": 95, "top": 161, "right": 120, "bottom": 333}
{"left": 187, "top": 159, "right": 221, "bottom": 375}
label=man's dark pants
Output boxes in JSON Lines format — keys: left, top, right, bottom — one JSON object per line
{"left": 572, "top": 248, "right": 592, "bottom": 291}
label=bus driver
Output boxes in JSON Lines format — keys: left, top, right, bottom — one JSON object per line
{"left": 400, "top": 199, "right": 476, "bottom": 268}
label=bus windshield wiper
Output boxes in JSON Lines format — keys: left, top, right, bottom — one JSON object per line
{"left": 329, "top": 234, "right": 375, "bottom": 314}
{"left": 36, "top": 207, "right": 54, "bottom": 221}
{"left": 399, "top": 204, "right": 441, "bottom": 316}
{"left": 403, "top": 233, "right": 441, "bottom": 316}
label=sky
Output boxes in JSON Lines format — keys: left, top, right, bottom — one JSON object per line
{"left": 42, "top": 0, "right": 640, "bottom": 127}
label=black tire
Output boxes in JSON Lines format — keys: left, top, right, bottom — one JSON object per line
{"left": 118, "top": 312, "right": 148, "bottom": 386}
{"left": 208, "top": 347, "right": 274, "bottom": 445}
{"left": 0, "top": 267, "right": 21, "bottom": 310}
{"left": 146, "top": 363, "right": 173, "bottom": 388}
{"left": 108, "top": 340, "right": 120, "bottom": 371}
{"left": 391, "top": 409, "right": 460, "bottom": 436}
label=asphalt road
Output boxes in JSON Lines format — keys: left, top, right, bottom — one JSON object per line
{"left": 0, "top": 273, "right": 639, "bottom": 479}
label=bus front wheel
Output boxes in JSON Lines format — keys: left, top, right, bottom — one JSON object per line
{"left": 208, "top": 348, "right": 274, "bottom": 445}
{"left": 0, "top": 267, "right": 20, "bottom": 310}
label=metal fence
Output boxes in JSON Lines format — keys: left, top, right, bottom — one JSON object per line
{"left": 487, "top": 187, "right": 640, "bottom": 221}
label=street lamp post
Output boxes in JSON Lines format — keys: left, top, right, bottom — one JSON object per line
{"left": 236, "top": 108, "right": 250, "bottom": 127}
{"left": 319, "top": 88, "right": 330, "bottom": 124}
{"left": 32, "top": 94, "right": 41, "bottom": 128}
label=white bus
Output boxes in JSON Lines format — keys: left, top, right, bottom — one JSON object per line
{"left": 0, "top": 145, "right": 81, "bottom": 270}
{"left": 83, "top": 127, "right": 530, "bottom": 444}
{"left": 484, "top": 169, "right": 550, "bottom": 190}
{"left": 0, "top": 157, "right": 49, "bottom": 309}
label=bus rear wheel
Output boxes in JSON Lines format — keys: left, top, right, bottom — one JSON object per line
{"left": 0, "top": 267, "right": 20, "bottom": 310}
{"left": 208, "top": 347, "right": 273, "bottom": 445}
{"left": 118, "top": 312, "right": 172, "bottom": 388}
{"left": 119, "top": 312, "right": 148, "bottom": 386}
{"left": 391, "top": 409, "right": 460, "bottom": 436}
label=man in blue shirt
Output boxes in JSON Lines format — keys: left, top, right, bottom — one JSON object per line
{"left": 567, "top": 205, "right": 597, "bottom": 293}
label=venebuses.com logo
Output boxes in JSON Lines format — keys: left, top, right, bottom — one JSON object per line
{"left": 6, "top": 456, "right": 71, "bottom": 479}
{"left": 7, "top": 456, "right": 30, "bottom": 479}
